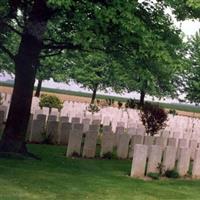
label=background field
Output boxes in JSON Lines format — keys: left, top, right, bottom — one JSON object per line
{"left": 1, "top": 81, "right": 200, "bottom": 117}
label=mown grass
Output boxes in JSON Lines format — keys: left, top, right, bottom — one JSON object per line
{"left": 0, "top": 144, "right": 200, "bottom": 200}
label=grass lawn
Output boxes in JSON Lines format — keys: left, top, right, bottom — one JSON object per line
{"left": 0, "top": 145, "right": 200, "bottom": 199}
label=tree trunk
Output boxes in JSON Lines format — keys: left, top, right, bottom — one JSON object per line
{"left": 35, "top": 79, "right": 42, "bottom": 97}
{"left": 139, "top": 90, "right": 145, "bottom": 106}
{"left": 91, "top": 84, "right": 98, "bottom": 104}
{"left": 0, "top": 0, "right": 49, "bottom": 154}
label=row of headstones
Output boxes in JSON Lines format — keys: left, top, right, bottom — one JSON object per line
{"left": 66, "top": 123, "right": 132, "bottom": 158}
{"left": 27, "top": 112, "right": 147, "bottom": 159}
{"left": 1, "top": 99, "right": 200, "bottom": 143}
{"left": 1, "top": 93, "right": 199, "bottom": 138}
{"left": 32, "top": 112, "right": 199, "bottom": 141}
{"left": 0, "top": 108, "right": 197, "bottom": 153}
{"left": 131, "top": 144, "right": 200, "bottom": 178}
{"left": 28, "top": 114, "right": 92, "bottom": 143}
{"left": 27, "top": 113, "right": 148, "bottom": 143}
{"left": 65, "top": 124, "right": 200, "bottom": 161}
{"left": 31, "top": 97, "right": 197, "bottom": 135}
{"left": 0, "top": 108, "right": 143, "bottom": 159}
{"left": 33, "top": 107, "right": 199, "bottom": 138}
{"left": 1, "top": 106, "right": 200, "bottom": 151}
{"left": 29, "top": 113, "right": 200, "bottom": 160}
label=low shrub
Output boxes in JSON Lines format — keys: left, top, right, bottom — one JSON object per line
{"left": 39, "top": 94, "right": 63, "bottom": 112}
{"left": 71, "top": 152, "right": 81, "bottom": 157}
{"left": 140, "top": 103, "right": 168, "bottom": 136}
{"left": 147, "top": 172, "right": 160, "bottom": 180}
{"left": 102, "top": 152, "right": 114, "bottom": 159}
{"left": 165, "top": 169, "right": 179, "bottom": 179}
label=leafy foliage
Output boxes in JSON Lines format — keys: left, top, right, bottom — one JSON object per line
{"left": 165, "top": 0, "right": 200, "bottom": 20}
{"left": 102, "top": 152, "right": 115, "bottom": 160}
{"left": 147, "top": 172, "right": 160, "bottom": 180}
{"left": 0, "top": 0, "right": 194, "bottom": 151}
{"left": 165, "top": 169, "right": 180, "bottom": 179}
{"left": 39, "top": 94, "right": 63, "bottom": 111}
{"left": 140, "top": 103, "right": 168, "bottom": 136}
{"left": 68, "top": 52, "right": 124, "bottom": 103}
{"left": 184, "top": 31, "right": 200, "bottom": 104}
{"left": 119, "top": 1, "right": 184, "bottom": 104}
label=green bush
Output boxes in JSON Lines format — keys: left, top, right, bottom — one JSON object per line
{"left": 165, "top": 169, "right": 179, "bottom": 179}
{"left": 147, "top": 172, "right": 160, "bottom": 180}
{"left": 39, "top": 94, "right": 63, "bottom": 111}
{"left": 102, "top": 152, "right": 115, "bottom": 159}
{"left": 140, "top": 103, "right": 168, "bottom": 136}
{"left": 71, "top": 152, "right": 81, "bottom": 157}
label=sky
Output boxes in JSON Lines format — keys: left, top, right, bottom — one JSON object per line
{"left": 181, "top": 20, "right": 200, "bottom": 36}
{"left": 1, "top": 13, "right": 200, "bottom": 103}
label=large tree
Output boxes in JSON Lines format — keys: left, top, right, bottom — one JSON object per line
{"left": 184, "top": 30, "right": 200, "bottom": 104}
{"left": 69, "top": 52, "right": 122, "bottom": 104}
{"left": 34, "top": 54, "right": 69, "bottom": 97}
{"left": 0, "top": 0, "right": 149, "bottom": 154}
{"left": 0, "top": 0, "right": 194, "bottom": 155}
{"left": 0, "top": 0, "right": 52, "bottom": 154}
{"left": 121, "top": 1, "right": 184, "bottom": 105}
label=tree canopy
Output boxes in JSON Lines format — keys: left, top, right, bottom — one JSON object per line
{"left": 184, "top": 30, "right": 200, "bottom": 104}
{"left": 0, "top": 0, "right": 198, "bottom": 154}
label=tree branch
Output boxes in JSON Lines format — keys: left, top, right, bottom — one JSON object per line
{"left": 42, "top": 42, "right": 82, "bottom": 51}
{"left": 42, "top": 39, "right": 130, "bottom": 55}
{"left": 13, "top": 16, "right": 25, "bottom": 29}
{"left": 39, "top": 50, "right": 62, "bottom": 58}
{"left": 0, "top": 44, "right": 15, "bottom": 61}
{"left": 3, "top": 22, "right": 22, "bottom": 36}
